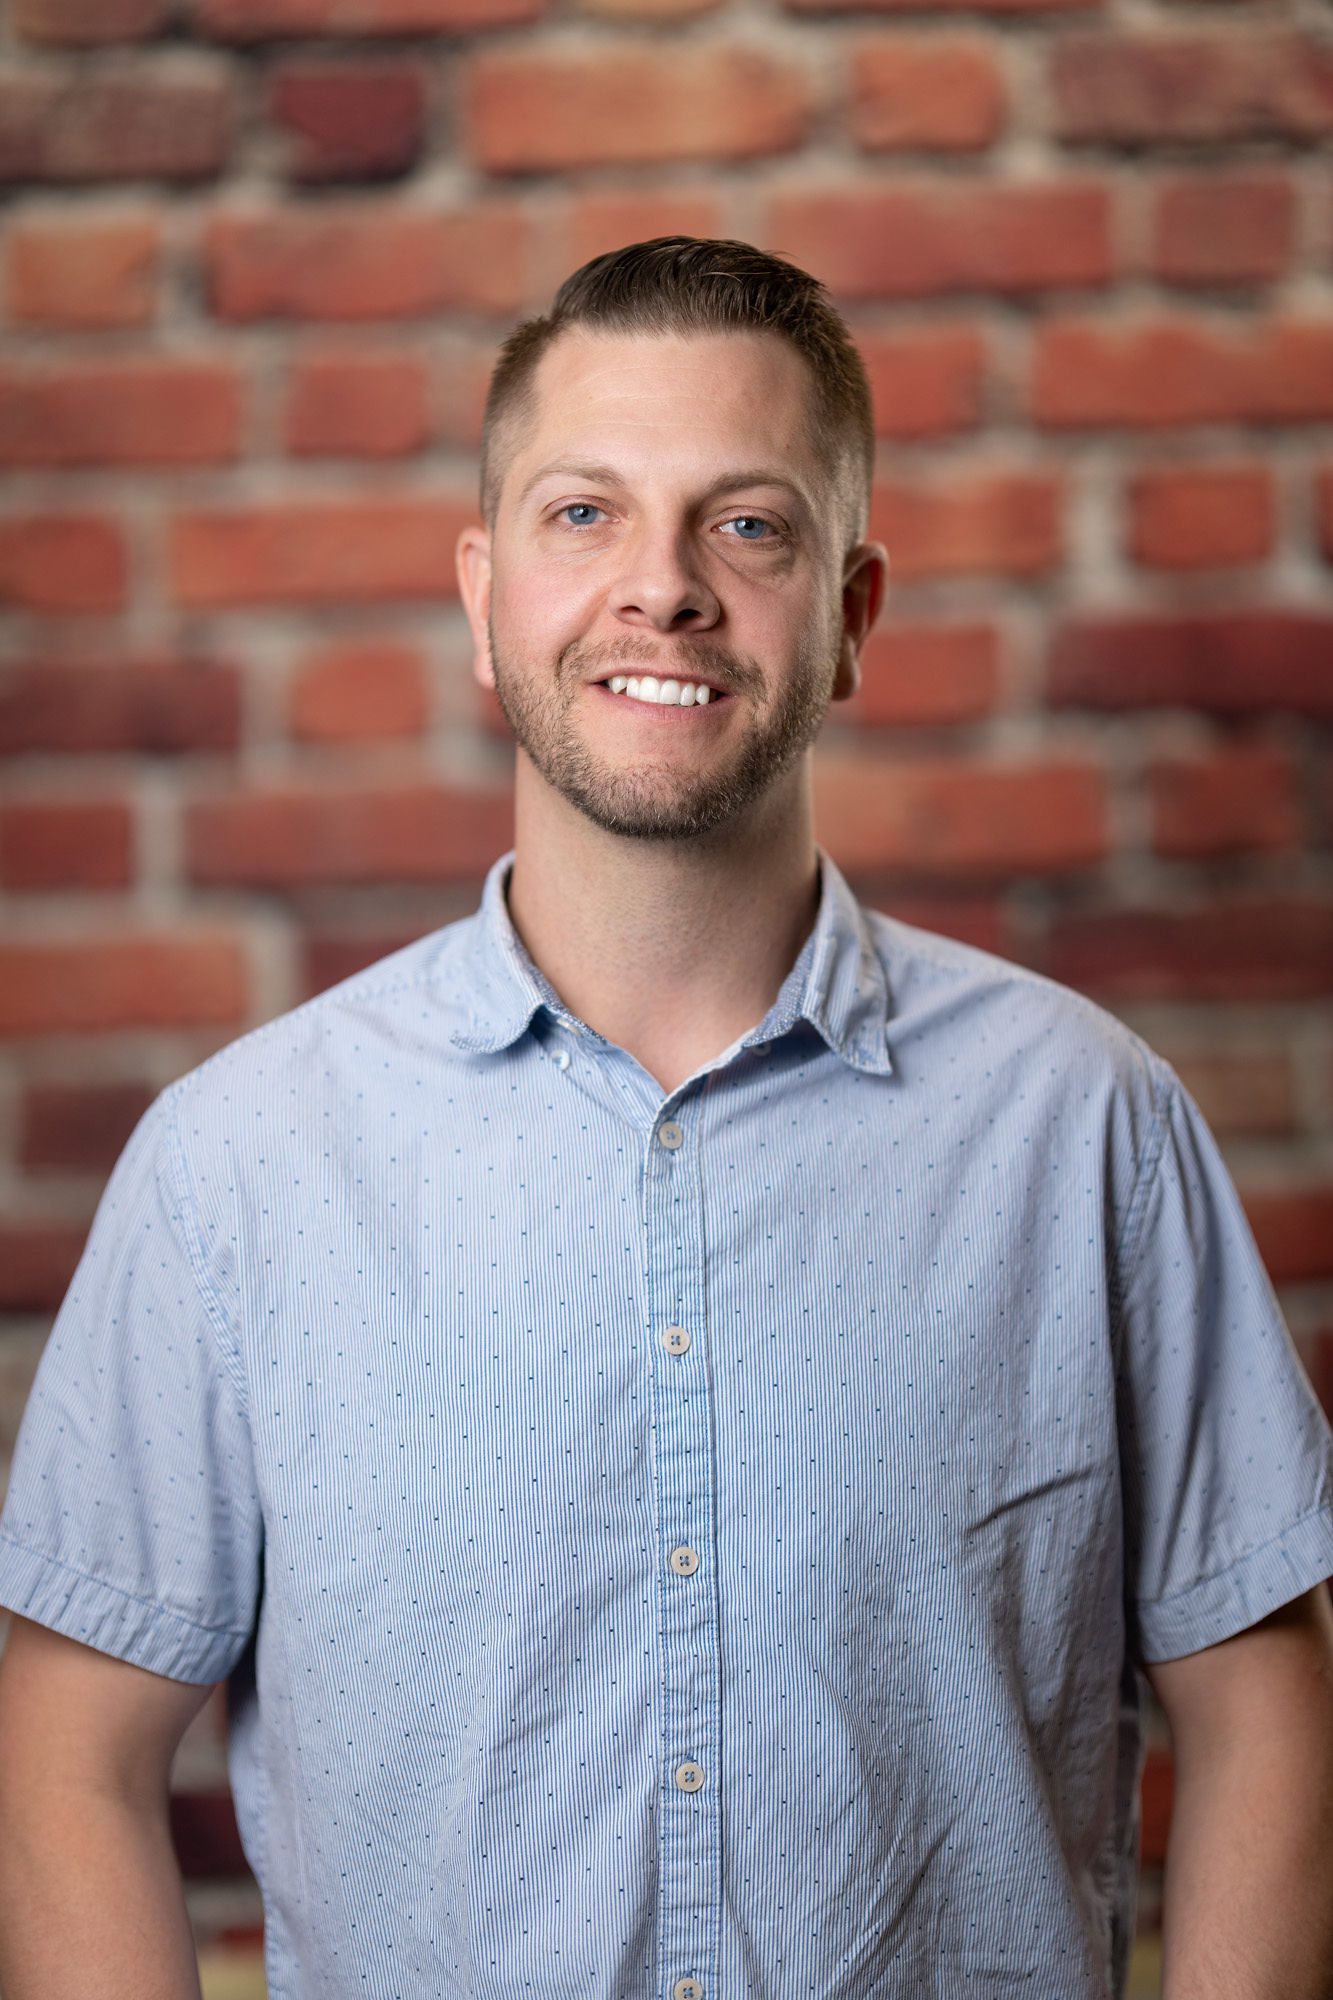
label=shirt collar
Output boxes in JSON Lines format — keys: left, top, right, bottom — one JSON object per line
{"left": 443, "top": 845, "right": 893, "bottom": 1077}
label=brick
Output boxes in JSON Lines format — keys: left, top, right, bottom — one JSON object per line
{"left": 813, "top": 755, "right": 1106, "bottom": 875}
{"left": 0, "top": 657, "right": 240, "bottom": 756}
{"left": 205, "top": 203, "right": 529, "bottom": 320}
{"left": 565, "top": 192, "right": 725, "bottom": 273}
{"left": 433, "top": 336, "right": 494, "bottom": 450}
{"left": 4, "top": 213, "right": 159, "bottom": 329}
{"left": 1319, "top": 749, "right": 1333, "bottom": 850}
{"left": 1031, "top": 318, "right": 1333, "bottom": 428}
{"left": 21, "top": 1081, "right": 155, "bottom": 1173}
{"left": 0, "top": 798, "right": 134, "bottom": 891}
{"left": 0, "top": 68, "right": 231, "bottom": 184}
{"left": 844, "top": 622, "right": 1000, "bottom": 727}
{"left": 186, "top": 783, "right": 513, "bottom": 886}
{"left": 289, "top": 639, "right": 429, "bottom": 741}
{"left": 13, "top": 0, "right": 168, "bottom": 40}
{"left": 199, "top": 0, "right": 541, "bottom": 34}
{"left": 1046, "top": 902, "right": 1333, "bottom": 1000}
{"left": 871, "top": 469, "right": 1062, "bottom": 580}
{"left": 1051, "top": 32, "right": 1333, "bottom": 146}
{"left": 465, "top": 45, "right": 809, "bottom": 172}
{"left": 850, "top": 37, "right": 1006, "bottom": 153}
{"left": 1162, "top": 1050, "right": 1294, "bottom": 1139}
{"left": 857, "top": 325, "right": 986, "bottom": 438}
{"left": 1127, "top": 463, "right": 1274, "bottom": 570}
{"left": 768, "top": 182, "right": 1111, "bottom": 299}
{"left": 839, "top": 887, "right": 1006, "bottom": 956}
{"left": 0, "top": 934, "right": 249, "bottom": 1037}
{"left": 0, "top": 514, "right": 126, "bottom": 614}
{"left": 1243, "top": 1187, "right": 1333, "bottom": 1286}
{"left": 1150, "top": 174, "right": 1295, "bottom": 289}
{"left": 1318, "top": 748, "right": 1333, "bottom": 851}
{"left": 1148, "top": 743, "right": 1298, "bottom": 858}
{"left": 1139, "top": 1749, "right": 1173, "bottom": 1873}
{"left": 268, "top": 61, "right": 427, "bottom": 182}
{"left": 578, "top": 0, "right": 722, "bottom": 15}
{"left": 168, "top": 1793, "right": 252, "bottom": 1881}
{"left": 0, "top": 358, "right": 241, "bottom": 469}
{"left": 301, "top": 922, "right": 439, "bottom": 998}
{"left": 1317, "top": 466, "right": 1333, "bottom": 562}
{"left": 786, "top": 0, "right": 1100, "bottom": 12}
{"left": 0, "top": 1223, "right": 88, "bottom": 1312}
{"left": 170, "top": 494, "right": 473, "bottom": 607}
{"left": 1048, "top": 612, "right": 1333, "bottom": 716}
{"left": 285, "top": 349, "right": 429, "bottom": 457}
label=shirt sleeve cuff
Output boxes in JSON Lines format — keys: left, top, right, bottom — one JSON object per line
{"left": 1133, "top": 1503, "right": 1333, "bottom": 1664}
{"left": 0, "top": 1533, "right": 248, "bottom": 1685}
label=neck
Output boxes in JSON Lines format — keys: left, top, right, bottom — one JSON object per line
{"left": 504, "top": 766, "right": 822, "bottom": 1095}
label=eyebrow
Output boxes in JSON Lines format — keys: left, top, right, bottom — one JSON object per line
{"left": 517, "top": 460, "right": 814, "bottom": 516}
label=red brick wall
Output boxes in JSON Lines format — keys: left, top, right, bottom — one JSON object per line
{"left": 1, "top": 0, "right": 1331, "bottom": 1949}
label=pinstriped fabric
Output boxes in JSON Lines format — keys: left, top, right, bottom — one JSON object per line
{"left": 2, "top": 844, "right": 1332, "bottom": 2000}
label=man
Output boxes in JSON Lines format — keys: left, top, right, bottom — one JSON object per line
{"left": 0, "top": 237, "right": 1330, "bottom": 2000}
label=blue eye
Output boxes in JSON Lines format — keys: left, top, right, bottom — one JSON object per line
{"left": 553, "top": 504, "right": 782, "bottom": 544}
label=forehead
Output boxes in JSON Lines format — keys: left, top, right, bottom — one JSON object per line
{"left": 512, "top": 327, "right": 823, "bottom": 493}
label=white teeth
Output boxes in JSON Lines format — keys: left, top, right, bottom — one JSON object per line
{"left": 603, "top": 676, "right": 718, "bottom": 708}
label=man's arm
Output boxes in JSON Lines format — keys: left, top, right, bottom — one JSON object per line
{"left": 1145, "top": 1582, "right": 1333, "bottom": 2000}
{"left": 0, "top": 1612, "right": 217, "bottom": 2000}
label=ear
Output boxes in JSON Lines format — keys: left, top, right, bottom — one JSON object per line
{"left": 455, "top": 523, "right": 495, "bottom": 693}
{"left": 831, "top": 540, "right": 889, "bottom": 704}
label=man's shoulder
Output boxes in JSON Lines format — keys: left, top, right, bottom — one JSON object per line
{"left": 860, "top": 900, "right": 1173, "bottom": 1110}
{"left": 160, "top": 907, "right": 480, "bottom": 1122}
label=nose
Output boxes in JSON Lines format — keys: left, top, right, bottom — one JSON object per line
{"left": 609, "top": 521, "right": 721, "bottom": 635}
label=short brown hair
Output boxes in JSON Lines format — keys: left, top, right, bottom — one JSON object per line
{"left": 479, "top": 236, "right": 875, "bottom": 552}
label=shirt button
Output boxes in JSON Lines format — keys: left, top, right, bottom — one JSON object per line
{"left": 674, "top": 1760, "right": 705, "bottom": 1792}
{"left": 662, "top": 1326, "right": 691, "bottom": 1355}
{"left": 657, "top": 1120, "right": 684, "bottom": 1150}
{"left": 551, "top": 1048, "right": 570, "bottom": 1072}
{"left": 673, "top": 1980, "right": 704, "bottom": 2000}
{"left": 668, "top": 1545, "right": 699, "bottom": 1576}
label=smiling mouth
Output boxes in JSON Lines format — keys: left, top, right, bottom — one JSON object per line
{"left": 595, "top": 673, "right": 731, "bottom": 710}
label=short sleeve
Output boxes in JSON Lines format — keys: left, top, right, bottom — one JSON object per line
{"left": 1116, "top": 1062, "right": 1333, "bottom": 1664}
{"left": 0, "top": 1087, "right": 262, "bottom": 1684}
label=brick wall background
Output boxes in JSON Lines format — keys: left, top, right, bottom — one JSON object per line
{"left": 1, "top": 0, "right": 1331, "bottom": 1981}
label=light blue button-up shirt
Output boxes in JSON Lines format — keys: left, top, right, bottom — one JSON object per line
{"left": 3, "top": 846, "right": 1332, "bottom": 1999}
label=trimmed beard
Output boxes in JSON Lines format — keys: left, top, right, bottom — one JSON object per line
{"left": 487, "top": 615, "right": 839, "bottom": 843}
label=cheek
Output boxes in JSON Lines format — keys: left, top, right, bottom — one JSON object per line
{"left": 494, "top": 564, "right": 598, "bottom": 653}
{"left": 755, "top": 596, "right": 828, "bottom": 667}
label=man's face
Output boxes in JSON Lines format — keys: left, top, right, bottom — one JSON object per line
{"left": 457, "top": 327, "right": 880, "bottom": 844}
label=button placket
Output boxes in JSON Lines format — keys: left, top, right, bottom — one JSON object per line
{"left": 646, "top": 1106, "right": 718, "bottom": 1998}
